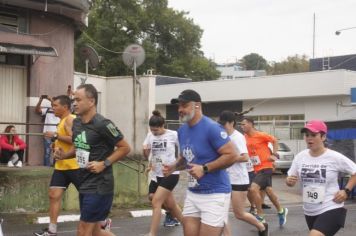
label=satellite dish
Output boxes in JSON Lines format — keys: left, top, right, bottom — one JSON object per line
{"left": 79, "top": 45, "right": 100, "bottom": 70}
{"left": 122, "top": 44, "right": 145, "bottom": 69}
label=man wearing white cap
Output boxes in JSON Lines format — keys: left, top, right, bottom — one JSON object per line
{"left": 286, "top": 120, "right": 356, "bottom": 236}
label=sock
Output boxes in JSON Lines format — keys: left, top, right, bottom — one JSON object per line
{"left": 100, "top": 220, "right": 106, "bottom": 227}
{"left": 278, "top": 208, "right": 284, "bottom": 214}
{"left": 49, "top": 223, "right": 57, "bottom": 233}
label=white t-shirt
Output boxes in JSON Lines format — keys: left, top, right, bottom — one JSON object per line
{"left": 41, "top": 107, "right": 60, "bottom": 133}
{"left": 227, "top": 130, "right": 250, "bottom": 185}
{"left": 143, "top": 129, "right": 180, "bottom": 177}
{"left": 288, "top": 149, "right": 356, "bottom": 216}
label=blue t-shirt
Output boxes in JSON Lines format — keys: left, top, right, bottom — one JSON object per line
{"left": 178, "top": 116, "right": 231, "bottom": 194}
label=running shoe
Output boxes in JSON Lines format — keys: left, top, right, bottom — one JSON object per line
{"left": 33, "top": 228, "right": 57, "bottom": 236}
{"left": 258, "top": 223, "right": 269, "bottom": 236}
{"left": 163, "top": 212, "right": 179, "bottom": 227}
{"left": 255, "top": 215, "right": 266, "bottom": 224}
{"left": 249, "top": 206, "right": 257, "bottom": 215}
{"left": 262, "top": 203, "right": 271, "bottom": 209}
{"left": 101, "top": 218, "right": 112, "bottom": 231}
{"left": 278, "top": 207, "right": 288, "bottom": 226}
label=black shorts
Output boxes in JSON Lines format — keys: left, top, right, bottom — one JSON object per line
{"left": 231, "top": 184, "right": 250, "bottom": 191}
{"left": 248, "top": 171, "right": 256, "bottom": 185}
{"left": 305, "top": 207, "right": 347, "bottom": 236}
{"left": 148, "top": 174, "right": 179, "bottom": 194}
{"left": 252, "top": 169, "right": 273, "bottom": 190}
{"left": 50, "top": 169, "right": 80, "bottom": 190}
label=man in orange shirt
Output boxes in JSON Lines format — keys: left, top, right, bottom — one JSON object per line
{"left": 241, "top": 117, "right": 288, "bottom": 227}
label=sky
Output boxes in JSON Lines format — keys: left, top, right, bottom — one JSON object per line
{"left": 168, "top": 0, "right": 356, "bottom": 64}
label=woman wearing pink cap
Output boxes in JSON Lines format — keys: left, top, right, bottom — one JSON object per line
{"left": 286, "top": 120, "right": 356, "bottom": 236}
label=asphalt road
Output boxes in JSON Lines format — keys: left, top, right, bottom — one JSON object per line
{"left": 2, "top": 174, "right": 356, "bottom": 236}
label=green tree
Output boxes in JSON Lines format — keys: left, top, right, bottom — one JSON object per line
{"left": 268, "top": 54, "right": 309, "bottom": 75}
{"left": 75, "top": 0, "right": 220, "bottom": 81}
{"left": 239, "top": 53, "right": 268, "bottom": 70}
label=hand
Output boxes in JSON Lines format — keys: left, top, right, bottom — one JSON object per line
{"left": 53, "top": 147, "right": 64, "bottom": 160}
{"left": 44, "top": 131, "right": 55, "bottom": 138}
{"left": 87, "top": 161, "right": 105, "bottom": 174}
{"left": 268, "top": 154, "right": 278, "bottom": 162}
{"left": 187, "top": 163, "right": 205, "bottom": 180}
{"left": 286, "top": 175, "right": 298, "bottom": 187}
{"left": 162, "top": 163, "right": 175, "bottom": 177}
{"left": 13, "top": 143, "right": 19, "bottom": 151}
{"left": 333, "top": 190, "right": 348, "bottom": 203}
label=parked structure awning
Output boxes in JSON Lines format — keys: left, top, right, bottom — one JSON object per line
{"left": 0, "top": 32, "right": 58, "bottom": 57}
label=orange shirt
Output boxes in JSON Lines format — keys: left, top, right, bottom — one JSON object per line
{"left": 244, "top": 131, "right": 276, "bottom": 173}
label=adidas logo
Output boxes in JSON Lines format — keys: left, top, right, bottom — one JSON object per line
{"left": 74, "top": 131, "right": 90, "bottom": 150}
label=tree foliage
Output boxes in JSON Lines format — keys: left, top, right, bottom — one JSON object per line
{"left": 239, "top": 53, "right": 268, "bottom": 70}
{"left": 75, "top": 0, "right": 220, "bottom": 81}
{"left": 268, "top": 54, "right": 309, "bottom": 75}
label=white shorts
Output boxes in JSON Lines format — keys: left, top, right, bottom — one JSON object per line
{"left": 182, "top": 191, "right": 231, "bottom": 227}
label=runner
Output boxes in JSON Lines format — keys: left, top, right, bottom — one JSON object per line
{"left": 286, "top": 120, "right": 356, "bottom": 236}
{"left": 241, "top": 117, "right": 288, "bottom": 227}
{"left": 143, "top": 110, "right": 183, "bottom": 236}
{"left": 54, "top": 84, "right": 130, "bottom": 236}
{"left": 164, "top": 89, "right": 238, "bottom": 236}
{"left": 219, "top": 111, "right": 268, "bottom": 236}
{"left": 34, "top": 95, "right": 79, "bottom": 236}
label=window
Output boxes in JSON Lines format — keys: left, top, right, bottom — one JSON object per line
{"left": 0, "top": 12, "right": 18, "bottom": 32}
{"left": 246, "top": 114, "right": 305, "bottom": 140}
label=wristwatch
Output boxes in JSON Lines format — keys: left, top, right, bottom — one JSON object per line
{"left": 51, "top": 132, "right": 58, "bottom": 142}
{"left": 202, "top": 164, "right": 209, "bottom": 174}
{"left": 104, "top": 159, "right": 112, "bottom": 168}
{"left": 344, "top": 188, "right": 351, "bottom": 197}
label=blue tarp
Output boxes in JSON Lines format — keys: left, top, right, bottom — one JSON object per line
{"left": 327, "top": 128, "right": 356, "bottom": 140}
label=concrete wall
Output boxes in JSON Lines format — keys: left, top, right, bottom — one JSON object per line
{"left": 0, "top": 162, "right": 148, "bottom": 212}
{"left": 74, "top": 73, "right": 156, "bottom": 155}
{"left": 27, "top": 12, "right": 76, "bottom": 165}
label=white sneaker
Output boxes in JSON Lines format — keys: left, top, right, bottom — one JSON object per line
{"left": 7, "top": 161, "right": 14, "bottom": 167}
{"left": 11, "top": 153, "right": 19, "bottom": 163}
{"left": 16, "top": 161, "right": 22, "bottom": 168}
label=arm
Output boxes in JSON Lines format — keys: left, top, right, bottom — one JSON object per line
{"left": 57, "top": 115, "right": 74, "bottom": 144}
{"left": 87, "top": 138, "right": 131, "bottom": 173}
{"left": 15, "top": 136, "right": 27, "bottom": 150}
{"left": 35, "top": 97, "right": 44, "bottom": 114}
{"left": 268, "top": 138, "right": 279, "bottom": 161}
{"left": 0, "top": 137, "right": 14, "bottom": 151}
{"left": 334, "top": 174, "right": 356, "bottom": 203}
{"left": 188, "top": 141, "right": 238, "bottom": 179}
{"left": 162, "top": 154, "right": 187, "bottom": 176}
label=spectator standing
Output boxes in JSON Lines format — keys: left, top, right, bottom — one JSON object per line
{"left": 36, "top": 95, "right": 60, "bottom": 166}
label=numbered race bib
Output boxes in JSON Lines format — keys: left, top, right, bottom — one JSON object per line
{"left": 76, "top": 149, "right": 90, "bottom": 168}
{"left": 188, "top": 173, "right": 199, "bottom": 188}
{"left": 303, "top": 185, "right": 325, "bottom": 204}
{"left": 246, "top": 160, "right": 254, "bottom": 172}
{"left": 250, "top": 156, "right": 261, "bottom": 166}
{"left": 153, "top": 155, "right": 163, "bottom": 172}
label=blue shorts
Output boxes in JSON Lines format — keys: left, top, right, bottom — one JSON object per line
{"left": 79, "top": 193, "right": 113, "bottom": 222}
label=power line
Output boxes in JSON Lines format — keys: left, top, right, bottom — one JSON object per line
{"left": 82, "top": 31, "right": 124, "bottom": 54}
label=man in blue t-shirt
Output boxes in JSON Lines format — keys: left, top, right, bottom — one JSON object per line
{"left": 164, "top": 89, "right": 239, "bottom": 236}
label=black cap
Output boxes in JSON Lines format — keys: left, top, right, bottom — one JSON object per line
{"left": 170, "top": 89, "right": 202, "bottom": 104}
{"left": 218, "top": 110, "right": 236, "bottom": 125}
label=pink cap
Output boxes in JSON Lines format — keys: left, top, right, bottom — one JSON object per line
{"left": 301, "top": 120, "right": 327, "bottom": 133}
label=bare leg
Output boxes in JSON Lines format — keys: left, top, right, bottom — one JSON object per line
{"left": 183, "top": 217, "right": 201, "bottom": 236}
{"left": 265, "top": 187, "right": 282, "bottom": 212}
{"left": 250, "top": 183, "right": 264, "bottom": 216}
{"left": 48, "top": 188, "right": 65, "bottom": 228}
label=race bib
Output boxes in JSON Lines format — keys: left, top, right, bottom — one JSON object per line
{"left": 246, "top": 160, "right": 254, "bottom": 172}
{"left": 152, "top": 155, "right": 163, "bottom": 171}
{"left": 76, "top": 149, "right": 90, "bottom": 168}
{"left": 188, "top": 173, "right": 199, "bottom": 188}
{"left": 303, "top": 185, "right": 325, "bottom": 204}
{"left": 250, "top": 156, "right": 261, "bottom": 166}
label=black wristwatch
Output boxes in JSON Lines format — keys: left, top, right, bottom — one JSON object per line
{"left": 202, "top": 164, "right": 209, "bottom": 174}
{"left": 51, "top": 132, "right": 58, "bottom": 142}
{"left": 104, "top": 159, "right": 112, "bottom": 168}
{"left": 344, "top": 188, "right": 351, "bottom": 197}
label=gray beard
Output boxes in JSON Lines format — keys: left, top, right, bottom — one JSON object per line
{"left": 180, "top": 109, "right": 195, "bottom": 123}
